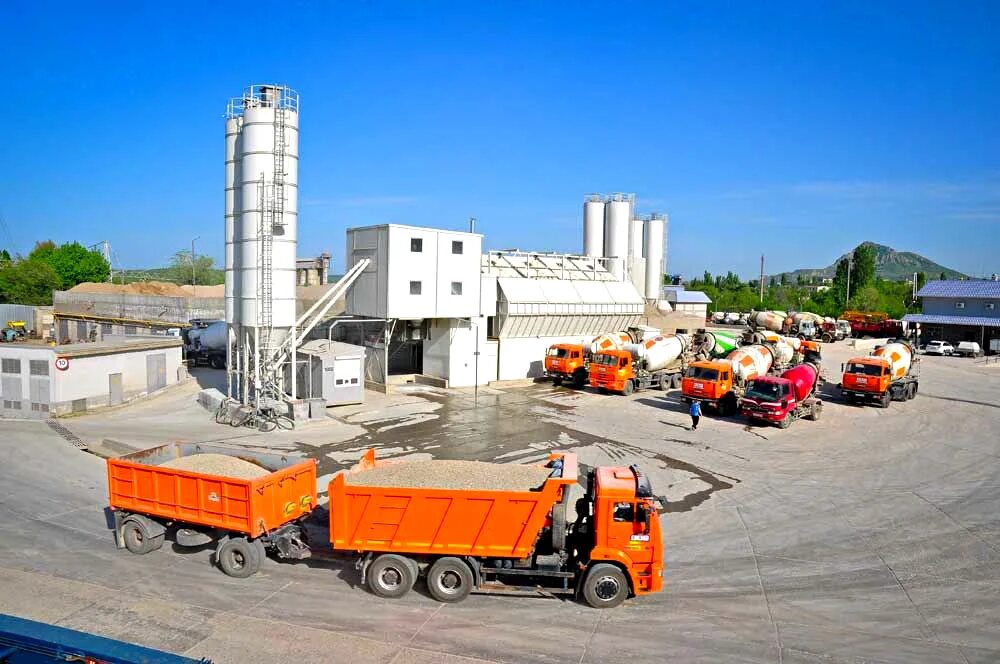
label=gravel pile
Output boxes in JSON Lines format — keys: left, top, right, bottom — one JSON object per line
{"left": 159, "top": 453, "right": 269, "bottom": 479}
{"left": 346, "top": 460, "right": 552, "bottom": 491}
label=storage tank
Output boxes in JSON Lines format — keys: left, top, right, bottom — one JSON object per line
{"left": 191, "top": 321, "right": 228, "bottom": 352}
{"left": 643, "top": 214, "right": 665, "bottom": 300}
{"left": 627, "top": 334, "right": 689, "bottom": 372}
{"left": 629, "top": 217, "right": 644, "bottom": 259}
{"left": 224, "top": 116, "right": 242, "bottom": 325}
{"left": 233, "top": 84, "right": 300, "bottom": 337}
{"left": 603, "top": 193, "right": 632, "bottom": 279}
{"left": 752, "top": 311, "right": 785, "bottom": 332}
{"left": 590, "top": 331, "right": 633, "bottom": 355}
{"left": 583, "top": 194, "right": 605, "bottom": 257}
{"left": 727, "top": 345, "right": 774, "bottom": 383}
{"left": 780, "top": 362, "right": 819, "bottom": 401}
{"left": 872, "top": 342, "right": 913, "bottom": 379}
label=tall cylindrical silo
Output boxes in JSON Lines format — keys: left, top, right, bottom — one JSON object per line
{"left": 603, "top": 193, "right": 631, "bottom": 280}
{"left": 583, "top": 194, "right": 605, "bottom": 257}
{"left": 628, "top": 216, "right": 643, "bottom": 259}
{"left": 644, "top": 213, "right": 665, "bottom": 300}
{"left": 235, "top": 84, "right": 300, "bottom": 341}
{"left": 224, "top": 116, "right": 242, "bottom": 325}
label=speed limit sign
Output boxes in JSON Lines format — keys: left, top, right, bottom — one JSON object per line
{"left": 54, "top": 357, "right": 69, "bottom": 371}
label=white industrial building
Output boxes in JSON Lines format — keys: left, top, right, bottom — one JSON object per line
{"left": 342, "top": 195, "right": 667, "bottom": 387}
{"left": 0, "top": 337, "right": 182, "bottom": 418}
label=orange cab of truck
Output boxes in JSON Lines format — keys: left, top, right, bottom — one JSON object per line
{"left": 841, "top": 357, "right": 891, "bottom": 394}
{"left": 681, "top": 360, "right": 732, "bottom": 402}
{"left": 589, "top": 349, "right": 632, "bottom": 393}
{"left": 544, "top": 343, "right": 589, "bottom": 387}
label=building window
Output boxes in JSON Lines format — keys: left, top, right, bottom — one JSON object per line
{"left": 986, "top": 303, "right": 996, "bottom": 310}
{"left": 102, "top": 323, "right": 112, "bottom": 335}
{"left": 409, "top": 281, "right": 422, "bottom": 295}
{"left": 955, "top": 301, "right": 965, "bottom": 309}
{"left": 124, "top": 325, "right": 137, "bottom": 335}
{"left": 29, "top": 360, "right": 48, "bottom": 376}
{"left": 410, "top": 238, "right": 423, "bottom": 253}
{"left": 451, "top": 281, "right": 463, "bottom": 296}
{"left": 1, "top": 359, "right": 21, "bottom": 374}
{"left": 452, "top": 241, "right": 463, "bottom": 255}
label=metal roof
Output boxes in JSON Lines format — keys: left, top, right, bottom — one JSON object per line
{"left": 902, "top": 314, "right": 1000, "bottom": 328}
{"left": 298, "top": 339, "right": 365, "bottom": 357}
{"left": 661, "top": 286, "right": 712, "bottom": 304}
{"left": 916, "top": 280, "right": 1000, "bottom": 299}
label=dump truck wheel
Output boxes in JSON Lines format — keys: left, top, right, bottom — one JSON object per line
{"left": 367, "top": 554, "right": 415, "bottom": 598}
{"left": 121, "top": 519, "right": 162, "bottom": 555}
{"left": 217, "top": 537, "right": 261, "bottom": 578}
{"left": 622, "top": 380, "right": 635, "bottom": 396}
{"left": 582, "top": 563, "right": 629, "bottom": 609}
{"left": 426, "top": 557, "right": 474, "bottom": 603}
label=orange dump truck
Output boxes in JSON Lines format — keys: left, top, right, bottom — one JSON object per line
{"left": 841, "top": 340, "right": 920, "bottom": 408}
{"left": 329, "top": 449, "right": 664, "bottom": 608}
{"left": 107, "top": 442, "right": 317, "bottom": 577}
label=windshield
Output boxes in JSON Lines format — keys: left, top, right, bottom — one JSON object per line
{"left": 593, "top": 353, "right": 619, "bottom": 366}
{"left": 847, "top": 363, "right": 882, "bottom": 376}
{"left": 744, "top": 381, "right": 787, "bottom": 401}
{"left": 547, "top": 347, "right": 568, "bottom": 358}
{"left": 685, "top": 366, "right": 719, "bottom": 380}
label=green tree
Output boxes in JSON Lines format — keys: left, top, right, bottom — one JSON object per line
{"left": 0, "top": 249, "right": 10, "bottom": 265}
{"left": 780, "top": 272, "right": 788, "bottom": 286}
{"left": 832, "top": 258, "right": 850, "bottom": 308}
{"left": 0, "top": 257, "right": 61, "bottom": 305}
{"left": 48, "top": 242, "right": 110, "bottom": 287}
{"left": 850, "top": 244, "right": 877, "bottom": 295}
{"left": 167, "top": 250, "right": 222, "bottom": 286}
{"left": 939, "top": 271, "right": 947, "bottom": 281}
{"left": 849, "top": 285, "right": 881, "bottom": 312}
{"left": 916, "top": 271, "right": 927, "bottom": 291}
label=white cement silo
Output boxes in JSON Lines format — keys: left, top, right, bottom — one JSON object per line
{"left": 583, "top": 194, "right": 605, "bottom": 257}
{"left": 643, "top": 213, "right": 665, "bottom": 300}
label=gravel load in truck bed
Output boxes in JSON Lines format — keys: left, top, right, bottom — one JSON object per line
{"left": 158, "top": 453, "right": 270, "bottom": 479}
{"left": 345, "top": 460, "right": 552, "bottom": 491}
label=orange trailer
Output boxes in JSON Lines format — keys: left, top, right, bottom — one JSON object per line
{"left": 107, "top": 442, "right": 317, "bottom": 577}
{"left": 328, "top": 449, "right": 664, "bottom": 608}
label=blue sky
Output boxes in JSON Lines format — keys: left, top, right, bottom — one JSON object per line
{"left": 1, "top": 1, "right": 998, "bottom": 279}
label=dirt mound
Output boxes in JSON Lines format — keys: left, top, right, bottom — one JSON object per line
{"left": 159, "top": 453, "right": 269, "bottom": 479}
{"left": 180, "top": 284, "right": 225, "bottom": 297}
{"left": 346, "top": 459, "right": 552, "bottom": 491}
{"left": 69, "top": 281, "right": 191, "bottom": 297}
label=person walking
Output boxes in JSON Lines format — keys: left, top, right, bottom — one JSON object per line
{"left": 689, "top": 400, "right": 702, "bottom": 430}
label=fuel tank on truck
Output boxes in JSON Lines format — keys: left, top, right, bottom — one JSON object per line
{"left": 626, "top": 334, "right": 689, "bottom": 372}
{"left": 726, "top": 344, "right": 774, "bottom": 383}
{"left": 872, "top": 342, "right": 912, "bottom": 379}
{"left": 590, "top": 332, "right": 633, "bottom": 355}
{"left": 780, "top": 362, "right": 819, "bottom": 401}
{"left": 752, "top": 311, "right": 785, "bottom": 332}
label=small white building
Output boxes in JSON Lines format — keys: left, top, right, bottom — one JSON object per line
{"left": 661, "top": 285, "right": 712, "bottom": 319}
{"left": 0, "top": 337, "right": 182, "bottom": 418}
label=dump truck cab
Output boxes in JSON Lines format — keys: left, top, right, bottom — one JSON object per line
{"left": 581, "top": 464, "right": 664, "bottom": 597}
{"left": 544, "top": 343, "right": 589, "bottom": 387}
{"left": 589, "top": 349, "right": 634, "bottom": 393}
{"left": 681, "top": 360, "right": 739, "bottom": 415}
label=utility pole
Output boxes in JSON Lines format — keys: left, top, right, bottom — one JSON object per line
{"left": 191, "top": 236, "right": 200, "bottom": 296}
{"left": 759, "top": 254, "right": 765, "bottom": 303}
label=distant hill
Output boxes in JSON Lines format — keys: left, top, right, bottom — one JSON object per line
{"left": 774, "top": 242, "right": 966, "bottom": 282}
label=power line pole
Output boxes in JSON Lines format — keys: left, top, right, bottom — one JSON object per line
{"left": 759, "top": 254, "right": 765, "bottom": 303}
{"left": 191, "top": 236, "right": 200, "bottom": 296}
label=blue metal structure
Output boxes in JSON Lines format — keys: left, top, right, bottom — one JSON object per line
{"left": 0, "top": 614, "right": 210, "bottom": 664}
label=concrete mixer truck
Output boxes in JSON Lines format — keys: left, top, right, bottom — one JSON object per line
{"left": 682, "top": 343, "right": 776, "bottom": 416}
{"left": 589, "top": 334, "right": 690, "bottom": 395}
{"left": 544, "top": 329, "right": 658, "bottom": 388}
{"left": 740, "top": 361, "right": 823, "bottom": 429}
{"left": 184, "top": 319, "right": 228, "bottom": 369}
{"left": 840, "top": 340, "right": 919, "bottom": 408}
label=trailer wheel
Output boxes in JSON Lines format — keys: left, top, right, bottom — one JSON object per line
{"left": 621, "top": 380, "right": 635, "bottom": 396}
{"left": 217, "top": 537, "right": 261, "bottom": 578}
{"left": 121, "top": 519, "right": 163, "bottom": 555}
{"left": 367, "top": 554, "right": 416, "bottom": 598}
{"left": 582, "top": 563, "right": 629, "bottom": 609}
{"left": 426, "top": 557, "right": 474, "bottom": 603}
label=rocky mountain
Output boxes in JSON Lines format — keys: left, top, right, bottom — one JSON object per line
{"left": 775, "top": 242, "right": 965, "bottom": 282}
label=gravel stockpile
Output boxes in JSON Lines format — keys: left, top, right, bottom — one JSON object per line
{"left": 159, "top": 453, "right": 269, "bottom": 479}
{"left": 345, "top": 460, "right": 552, "bottom": 491}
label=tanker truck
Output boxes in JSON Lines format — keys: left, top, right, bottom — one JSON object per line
{"left": 748, "top": 310, "right": 786, "bottom": 333}
{"left": 544, "top": 330, "right": 655, "bottom": 388}
{"left": 691, "top": 329, "right": 740, "bottom": 359}
{"left": 184, "top": 319, "right": 227, "bottom": 369}
{"left": 589, "top": 334, "right": 690, "bottom": 395}
{"left": 740, "top": 361, "right": 823, "bottom": 428}
{"left": 840, "top": 340, "right": 919, "bottom": 408}
{"left": 682, "top": 343, "right": 775, "bottom": 416}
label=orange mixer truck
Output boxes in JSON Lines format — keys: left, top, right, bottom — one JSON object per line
{"left": 841, "top": 340, "right": 920, "bottom": 408}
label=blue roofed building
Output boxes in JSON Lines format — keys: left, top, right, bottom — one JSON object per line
{"left": 661, "top": 285, "right": 712, "bottom": 319}
{"left": 903, "top": 279, "right": 1000, "bottom": 353}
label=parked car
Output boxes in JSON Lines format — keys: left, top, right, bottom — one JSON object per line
{"left": 923, "top": 340, "right": 955, "bottom": 356}
{"left": 955, "top": 341, "right": 983, "bottom": 358}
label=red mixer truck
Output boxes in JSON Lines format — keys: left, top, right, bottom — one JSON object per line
{"left": 740, "top": 361, "right": 823, "bottom": 429}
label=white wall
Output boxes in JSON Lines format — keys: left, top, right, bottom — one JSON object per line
{"left": 51, "top": 346, "right": 182, "bottom": 404}
{"left": 421, "top": 316, "right": 492, "bottom": 387}
{"left": 496, "top": 334, "right": 595, "bottom": 381}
